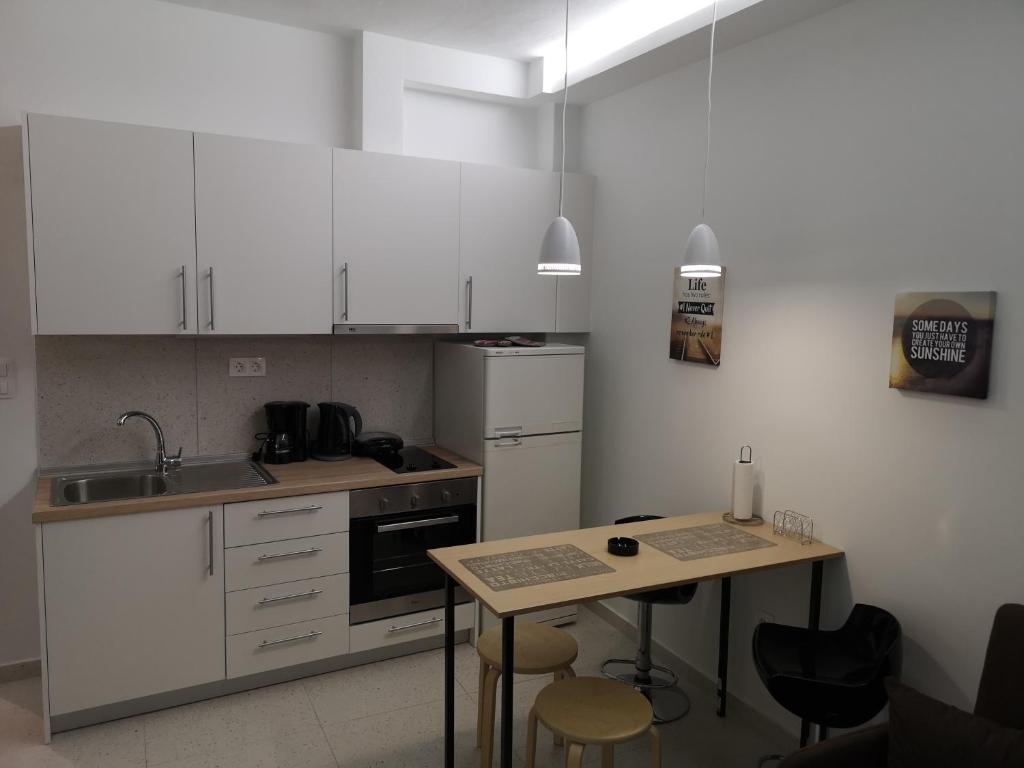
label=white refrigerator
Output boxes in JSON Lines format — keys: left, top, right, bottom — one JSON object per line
{"left": 434, "top": 342, "right": 585, "bottom": 627}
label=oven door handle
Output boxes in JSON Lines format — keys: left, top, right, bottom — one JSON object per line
{"left": 376, "top": 515, "right": 461, "bottom": 534}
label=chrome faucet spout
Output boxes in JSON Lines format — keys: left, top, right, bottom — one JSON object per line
{"left": 116, "top": 411, "right": 181, "bottom": 473}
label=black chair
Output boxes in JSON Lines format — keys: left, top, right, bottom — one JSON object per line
{"left": 600, "top": 514, "right": 698, "bottom": 723}
{"left": 753, "top": 603, "right": 902, "bottom": 765}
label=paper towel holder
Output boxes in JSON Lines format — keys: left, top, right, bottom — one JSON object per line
{"left": 739, "top": 445, "right": 752, "bottom": 463}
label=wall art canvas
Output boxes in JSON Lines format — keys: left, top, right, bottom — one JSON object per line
{"left": 889, "top": 291, "right": 996, "bottom": 399}
{"left": 670, "top": 269, "right": 725, "bottom": 366}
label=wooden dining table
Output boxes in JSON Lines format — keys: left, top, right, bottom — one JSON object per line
{"left": 428, "top": 511, "right": 844, "bottom": 768}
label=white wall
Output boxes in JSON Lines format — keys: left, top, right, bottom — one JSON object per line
{"left": 580, "top": 0, "right": 1024, "bottom": 733}
{"left": 0, "top": 0, "right": 354, "bottom": 146}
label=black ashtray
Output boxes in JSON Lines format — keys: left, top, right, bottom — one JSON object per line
{"left": 607, "top": 537, "right": 639, "bottom": 557}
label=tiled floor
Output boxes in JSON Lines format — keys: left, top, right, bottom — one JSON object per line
{"left": 0, "top": 609, "right": 793, "bottom": 767}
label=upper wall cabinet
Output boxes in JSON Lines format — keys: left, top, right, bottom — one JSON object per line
{"left": 459, "top": 164, "right": 559, "bottom": 333}
{"left": 194, "top": 134, "right": 333, "bottom": 335}
{"left": 556, "top": 173, "right": 596, "bottom": 333}
{"left": 333, "top": 149, "right": 460, "bottom": 329}
{"left": 28, "top": 114, "right": 198, "bottom": 335}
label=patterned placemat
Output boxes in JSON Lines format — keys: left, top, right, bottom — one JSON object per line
{"left": 460, "top": 544, "right": 615, "bottom": 592}
{"left": 636, "top": 523, "right": 776, "bottom": 562}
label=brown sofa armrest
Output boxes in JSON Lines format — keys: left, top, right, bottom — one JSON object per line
{"left": 779, "top": 724, "right": 889, "bottom": 768}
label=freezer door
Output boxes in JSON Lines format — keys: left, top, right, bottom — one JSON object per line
{"left": 483, "top": 353, "right": 584, "bottom": 438}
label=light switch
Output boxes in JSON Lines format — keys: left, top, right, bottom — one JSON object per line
{"left": 0, "top": 357, "right": 13, "bottom": 398}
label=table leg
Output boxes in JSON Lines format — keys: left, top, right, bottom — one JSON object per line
{"left": 800, "top": 560, "right": 824, "bottom": 747}
{"left": 717, "top": 576, "right": 732, "bottom": 717}
{"left": 501, "top": 616, "right": 515, "bottom": 768}
{"left": 444, "top": 575, "right": 455, "bottom": 768}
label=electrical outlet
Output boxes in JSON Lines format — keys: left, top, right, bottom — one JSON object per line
{"left": 229, "top": 357, "right": 266, "bottom": 377}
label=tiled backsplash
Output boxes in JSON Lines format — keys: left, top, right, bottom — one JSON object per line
{"left": 35, "top": 335, "right": 435, "bottom": 468}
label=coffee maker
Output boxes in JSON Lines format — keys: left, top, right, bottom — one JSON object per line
{"left": 254, "top": 401, "right": 310, "bottom": 464}
{"left": 312, "top": 402, "right": 362, "bottom": 461}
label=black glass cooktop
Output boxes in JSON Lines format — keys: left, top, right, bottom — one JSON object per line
{"left": 372, "top": 446, "right": 456, "bottom": 474}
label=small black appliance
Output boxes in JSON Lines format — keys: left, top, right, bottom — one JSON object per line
{"left": 253, "top": 400, "right": 309, "bottom": 464}
{"left": 312, "top": 402, "right": 362, "bottom": 462}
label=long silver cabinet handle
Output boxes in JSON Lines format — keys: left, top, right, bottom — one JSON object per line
{"left": 257, "top": 588, "right": 324, "bottom": 606}
{"left": 341, "top": 263, "right": 349, "bottom": 321}
{"left": 256, "top": 504, "right": 322, "bottom": 518}
{"left": 386, "top": 616, "right": 443, "bottom": 634}
{"left": 179, "top": 265, "right": 188, "bottom": 330}
{"left": 376, "top": 515, "right": 460, "bottom": 534}
{"left": 256, "top": 547, "right": 323, "bottom": 562}
{"left": 465, "top": 276, "right": 473, "bottom": 329}
{"left": 257, "top": 630, "right": 323, "bottom": 648}
{"left": 207, "top": 510, "right": 214, "bottom": 575}
{"left": 208, "top": 267, "right": 216, "bottom": 330}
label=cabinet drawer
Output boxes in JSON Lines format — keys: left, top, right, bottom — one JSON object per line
{"left": 225, "top": 533, "right": 348, "bottom": 592}
{"left": 227, "top": 574, "right": 349, "bottom": 636}
{"left": 349, "top": 603, "right": 475, "bottom": 654}
{"left": 227, "top": 614, "right": 349, "bottom": 678}
{"left": 225, "top": 492, "right": 348, "bottom": 547}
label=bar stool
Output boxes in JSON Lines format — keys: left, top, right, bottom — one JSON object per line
{"left": 601, "top": 514, "right": 698, "bottom": 723}
{"left": 526, "top": 677, "right": 661, "bottom": 768}
{"left": 476, "top": 621, "right": 578, "bottom": 768}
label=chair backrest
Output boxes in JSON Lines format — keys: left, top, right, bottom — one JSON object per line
{"left": 974, "top": 603, "right": 1024, "bottom": 729}
{"left": 841, "top": 603, "right": 903, "bottom": 678}
{"left": 615, "top": 515, "right": 663, "bottom": 525}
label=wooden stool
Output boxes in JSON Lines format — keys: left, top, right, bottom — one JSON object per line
{"left": 476, "top": 622, "right": 578, "bottom": 768}
{"left": 526, "top": 677, "right": 661, "bottom": 768}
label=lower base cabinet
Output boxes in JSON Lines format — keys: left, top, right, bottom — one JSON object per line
{"left": 227, "top": 614, "right": 350, "bottom": 678}
{"left": 349, "top": 603, "right": 475, "bottom": 654}
{"left": 42, "top": 507, "right": 225, "bottom": 715}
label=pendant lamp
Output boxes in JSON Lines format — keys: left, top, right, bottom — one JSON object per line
{"left": 680, "top": 1, "right": 722, "bottom": 279}
{"left": 538, "top": 0, "right": 581, "bottom": 277}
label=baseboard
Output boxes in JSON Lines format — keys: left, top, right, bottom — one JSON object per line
{"left": 583, "top": 601, "right": 793, "bottom": 743}
{"left": 0, "top": 658, "right": 41, "bottom": 684}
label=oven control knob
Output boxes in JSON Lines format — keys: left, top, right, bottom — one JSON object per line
{"left": 410, "top": 495, "right": 419, "bottom": 509}
{"left": 441, "top": 490, "right": 452, "bottom": 503}
{"left": 378, "top": 497, "right": 389, "bottom": 512}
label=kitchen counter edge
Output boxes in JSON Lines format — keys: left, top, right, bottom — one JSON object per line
{"left": 33, "top": 448, "right": 482, "bottom": 524}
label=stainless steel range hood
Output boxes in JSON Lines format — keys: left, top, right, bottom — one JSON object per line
{"left": 332, "top": 323, "right": 460, "bottom": 335}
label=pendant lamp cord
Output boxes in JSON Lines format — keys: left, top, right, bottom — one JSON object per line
{"left": 701, "top": 1, "right": 718, "bottom": 223}
{"left": 558, "top": 0, "right": 570, "bottom": 217}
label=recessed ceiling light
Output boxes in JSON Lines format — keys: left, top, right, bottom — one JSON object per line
{"left": 535, "top": 0, "right": 716, "bottom": 92}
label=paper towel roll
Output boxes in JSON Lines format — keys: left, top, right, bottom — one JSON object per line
{"left": 732, "top": 459, "right": 756, "bottom": 521}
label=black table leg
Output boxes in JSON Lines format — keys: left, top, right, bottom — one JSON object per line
{"left": 500, "top": 616, "right": 515, "bottom": 768}
{"left": 800, "top": 560, "right": 824, "bottom": 747}
{"left": 444, "top": 575, "right": 455, "bottom": 768}
{"left": 717, "top": 576, "right": 732, "bottom": 717}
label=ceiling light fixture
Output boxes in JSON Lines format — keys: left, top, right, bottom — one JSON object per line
{"left": 538, "top": 0, "right": 581, "bottom": 278}
{"left": 680, "top": 1, "right": 722, "bottom": 279}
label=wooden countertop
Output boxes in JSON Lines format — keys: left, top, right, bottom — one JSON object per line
{"left": 429, "top": 511, "right": 844, "bottom": 618}
{"left": 33, "top": 448, "right": 481, "bottom": 524}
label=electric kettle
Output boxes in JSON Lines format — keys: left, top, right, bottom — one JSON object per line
{"left": 312, "top": 402, "right": 362, "bottom": 461}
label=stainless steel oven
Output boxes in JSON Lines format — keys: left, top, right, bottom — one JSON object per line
{"left": 349, "top": 478, "right": 476, "bottom": 624}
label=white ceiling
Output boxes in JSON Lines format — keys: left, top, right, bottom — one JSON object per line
{"left": 158, "top": 0, "right": 622, "bottom": 61}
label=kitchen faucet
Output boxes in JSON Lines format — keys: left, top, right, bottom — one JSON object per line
{"left": 116, "top": 411, "right": 182, "bottom": 474}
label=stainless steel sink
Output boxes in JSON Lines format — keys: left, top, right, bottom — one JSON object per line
{"left": 51, "top": 459, "right": 277, "bottom": 506}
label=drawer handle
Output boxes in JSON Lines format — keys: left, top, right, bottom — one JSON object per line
{"left": 386, "top": 616, "right": 443, "bottom": 633}
{"left": 376, "top": 515, "right": 460, "bottom": 534}
{"left": 257, "top": 630, "right": 323, "bottom": 649}
{"left": 256, "top": 547, "right": 323, "bottom": 562}
{"left": 256, "top": 504, "right": 323, "bottom": 518}
{"left": 257, "top": 588, "right": 324, "bottom": 606}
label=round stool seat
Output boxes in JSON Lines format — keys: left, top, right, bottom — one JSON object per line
{"left": 535, "top": 677, "right": 653, "bottom": 745}
{"left": 477, "top": 622, "right": 578, "bottom": 674}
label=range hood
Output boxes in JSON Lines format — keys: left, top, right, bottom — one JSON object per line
{"left": 333, "top": 323, "right": 460, "bottom": 335}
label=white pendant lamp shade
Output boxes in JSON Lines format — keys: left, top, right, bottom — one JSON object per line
{"left": 539, "top": 215, "right": 582, "bottom": 276}
{"left": 679, "top": 223, "right": 722, "bottom": 278}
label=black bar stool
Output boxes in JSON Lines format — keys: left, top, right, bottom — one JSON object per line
{"left": 601, "top": 514, "right": 698, "bottom": 724}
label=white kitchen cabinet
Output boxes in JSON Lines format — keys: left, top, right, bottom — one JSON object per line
{"left": 333, "top": 149, "right": 460, "bottom": 328}
{"left": 42, "top": 506, "right": 224, "bottom": 715}
{"left": 556, "top": 173, "right": 596, "bottom": 332}
{"left": 27, "top": 114, "right": 197, "bottom": 335}
{"left": 459, "top": 164, "right": 559, "bottom": 332}
{"left": 194, "top": 133, "right": 332, "bottom": 334}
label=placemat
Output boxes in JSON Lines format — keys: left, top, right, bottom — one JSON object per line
{"left": 460, "top": 544, "right": 615, "bottom": 592}
{"left": 636, "top": 523, "right": 776, "bottom": 562}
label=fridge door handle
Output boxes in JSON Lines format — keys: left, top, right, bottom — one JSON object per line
{"left": 493, "top": 427, "right": 523, "bottom": 438}
{"left": 494, "top": 437, "right": 522, "bottom": 447}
